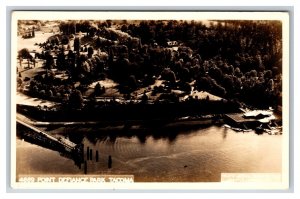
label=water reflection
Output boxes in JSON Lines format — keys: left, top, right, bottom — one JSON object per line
{"left": 17, "top": 123, "right": 206, "bottom": 174}
{"left": 66, "top": 125, "right": 213, "bottom": 146}
{"left": 17, "top": 125, "right": 282, "bottom": 182}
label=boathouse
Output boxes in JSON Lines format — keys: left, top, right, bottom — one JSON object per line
{"left": 224, "top": 110, "right": 278, "bottom": 128}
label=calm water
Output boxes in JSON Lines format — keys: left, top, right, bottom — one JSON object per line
{"left": 16, "top": 125, "right": 282, "bottom": 182}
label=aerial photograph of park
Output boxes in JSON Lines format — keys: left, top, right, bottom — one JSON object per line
{"left": 14, "top": 13, "right": 288, "bottom": 186}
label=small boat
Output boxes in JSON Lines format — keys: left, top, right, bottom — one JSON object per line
{"left": 223, "top": 124, "right": 231, "bottom": 128}
{"left": 223, "top": 124, "right": 252, "bottom": 132}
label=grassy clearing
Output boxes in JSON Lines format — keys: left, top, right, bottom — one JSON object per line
{"left": 17, "top": 31, "right": 55, "bottom": 53}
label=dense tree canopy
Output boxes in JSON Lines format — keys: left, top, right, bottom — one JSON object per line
{"left": 27, "top": 19, "right": 282, "bottom": 109}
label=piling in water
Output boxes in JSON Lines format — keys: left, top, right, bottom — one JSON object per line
{"left": 96, "top": 151, "right": 99, "bottom": 162}
{"left": 86, "top": 147, "right": 89, "bottom": 160}
{"left": 108, "top": 155, "right": 112, "bottom": 169}
{"left": 90, "top": 149, "right": 93, "bottom": 161}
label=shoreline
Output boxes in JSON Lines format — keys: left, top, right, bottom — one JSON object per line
{"left": 17, "top": 111, "right": 220, "bottom": 133}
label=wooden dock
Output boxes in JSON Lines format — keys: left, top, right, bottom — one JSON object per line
{"left": 16, "top": 118, "right": 76, "bottom": 152}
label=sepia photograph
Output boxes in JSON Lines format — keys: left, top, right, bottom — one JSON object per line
{"left": 11, "top": 11, "right": 289, "bottom": 190}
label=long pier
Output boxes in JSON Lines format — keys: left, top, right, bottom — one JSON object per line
{"left": 16, "top": 118, "right": 76, "bottom": 152}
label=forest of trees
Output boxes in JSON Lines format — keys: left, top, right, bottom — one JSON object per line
{"left": 21, "top": 19, "right": 282, "bottom": 110}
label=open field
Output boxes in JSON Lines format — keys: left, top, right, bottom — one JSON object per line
{"left": 17, "top": 31, "right": 55, "bottom": 53}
